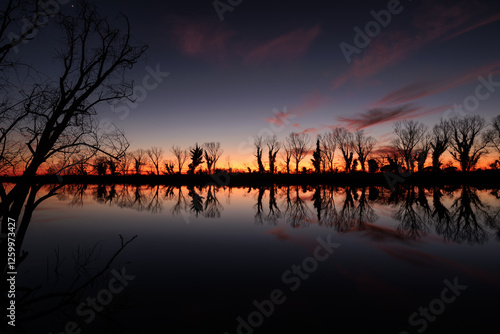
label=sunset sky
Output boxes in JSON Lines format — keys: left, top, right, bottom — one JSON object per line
{"left": 19, "top": 0, "right": 500, "bottom": 170}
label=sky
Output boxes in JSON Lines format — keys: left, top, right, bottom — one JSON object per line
{"left": 16, "top": 0, "right": 500, "bottom": 171}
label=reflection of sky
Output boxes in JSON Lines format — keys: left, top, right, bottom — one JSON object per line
{"left": 17, "top": 184, "right": 500, "bottom": 332}
{"left": 14, "top": 0, "right": 500, "bottom": 169}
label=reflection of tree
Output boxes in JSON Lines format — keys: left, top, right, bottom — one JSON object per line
{"left": 0, "top": 184, "right": 137, "bottom": 332}
{"left": 446, "top": 186, "right": 488, "bottom": 245}
{"left": 318, "top": 186, "right": 339, "bottom": 227}
{"left": 171, "top": 187, "right": 187, "bottom": 217}
{"left": 67, "top": 184, "right": 88, "bottom": 207}
{"left": 393, "top": 186, "right": 429, "bottom": 239}
{"left": 353, "top": 187, "right": 378, "bottom": 229}
{"left": 266, "top": 185, "right": 281, "bottom": 225}
{"left": 254, "top": 187, "right": 265, "bottom": 224}
{"left": 432, "top": 187, "right": 454, "bottom": 240}
{"left": 204, "top": 186, "right": 223, "bottom": 218}
{"left": 286, "top": 186, "right": 311, "bottom": 228}
{"left": 146, "top": 185, "right": 163, "bottom": 213}
{"left": 188, "top": 186, "right": 204, "bottom": 217}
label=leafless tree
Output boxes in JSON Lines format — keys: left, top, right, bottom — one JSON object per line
{"left": 287, "top": 132, "right": 310, "bottom": 174}
{"left": 146, "top": 147, "right": 163, "bottom": 175}
{"left": 415, "top": 133, "right": 432, "bottom": 172}
{"left": 489, "top": 115, "right": 500, "bottom": 158}
{"left": 392, "top": 120, "right": 427, "bottom": 173}
{"left": 352, "top": 130, "right": 376, "bottom": 172}
{"left": 266, "top": 135, "right": 280, "bottom": 174}
{"left": 1, "top": 0, "right": 147, "bottom": 228}
{"left": 132, "top": 149, "right": 146, "bottom": 175}
{"left": 321, "top": 131, "right": 337, "bottom": 173}
{"left": 448, "top": 115, "right": 489, "bottom": 172}
{"left": 203, "top": 142, "right": 223, "bottom": 174}
{"left": 254, "top": 135, "right": 265, "bottom": 173}
{"left": 170, "top": 145, "right": 188, "bottom": 174}
{"left": 430, "top": 119, "right": 452, "bottom": 171}
{"left": 118, "top": 152, "right": 132, "bottom": 175}
{"left": 334, "top": 128, "right": 354, "bottom": 172}
{"left": 280, "top": 140, "right": 293, "bottom": 174}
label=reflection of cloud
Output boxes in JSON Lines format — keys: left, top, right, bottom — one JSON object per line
{"left": 244, "top": 25, "right": 321, "bottom": 65}
{"left": 268, "top": 226, "right": 291, "bottom": 241}
{"left": 333, "top": 0, "right": 500, "bottom": 88}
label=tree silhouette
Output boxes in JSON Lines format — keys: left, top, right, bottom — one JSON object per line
{"left": 254, "top": 136, "right": 265, "bottom": 173}
{"left": 352, "top": 130, "right": 376, "bottom": 172}
{"left": 311, "top": 137, "right": 322, "bottom": 173}
{"left": 448, "top": 115, "right": 489, "bottom": 172}
{"left": 320, "top": 131, "right": 337, "bottom": 173}
{"left": 280, "top": 141, "right": 293, "bottom": 174}
{"left": 430, "top": 119, "right": 451, "bottom": 171}
{"left": 288, "top": 132, "right": 310, "bottom": 174}
{"left": 132, "top": 149, "right": 146, "bottom": 175}
{"left": 334, "top": 128, "right": 354, "bottom": 173}
{"left": 146, "top": 147, "right": 164, "bottom": 175}
{"left": 187, "top": 143, "right": 204, "bottom": 174}
{"left": 266, "top": 135, "right": 280, "bottom": 174}
{"left": 171, "top": 145, "right": 188, "bottom": 174}
{"left": 203, "top": 142, "right": 223, "bottom": 174}
{"left": 392, "top": 120, "right": 427, "bottom": 173}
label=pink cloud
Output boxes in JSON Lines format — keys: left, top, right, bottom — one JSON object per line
{"left": 337, "top": 104, "right": 450, "bottom": 130}
{"left": 333, "top": 0, "right": 500, "bottom": 89}
{"left": 244, "top": 25, "right": 321, "bottom": 65}
{"left": 376, "top": 61, "right": 500, "bottom": 106}
{"left": 168, "top": 15, "right": 236, "bottom": 63}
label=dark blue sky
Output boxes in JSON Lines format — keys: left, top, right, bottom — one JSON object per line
{"left": 18, "top": 0, "right": 500, "bottom": 169}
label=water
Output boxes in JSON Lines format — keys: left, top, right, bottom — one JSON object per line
{"left": 6, "top": 184, "right": 500, "bottom": 333}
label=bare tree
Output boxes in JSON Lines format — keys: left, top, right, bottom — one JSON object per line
{"left": 170, "top": 145, "right": 188, "bottom": 174}
{"left": 203, "top": 142, "right": 223, "bottom": 174}
{"left": 254, "top": 135, "right": 265, "bottom": 173}
{"left": 118, "top": 152, "right": 132, "bottom": 175}
{"left": 392, "top": 120, "right": 427, "bottom": 173}
{"left": 1, "top": 1, "right": 146, "bottom": 227}
{"left": 489, "top": 115, "right": 500, "bottom": 157}
{"left": 334, "top": 128, "right": 354, "bottom": 173}
{"left": 132, "top": 149, "right": 146, "bottom": 175}
{"left": 448, "top": 115, "right": 489, "bottom": 172}
{"left": 146, "top": 147, "right": 164, "bottom": 175}
{"left": 352, "top": 130, "right": 376, "bottom": 172}
{"left": 321, "top": 131, "right": 337, "bottom": 173}
{"left": 415, "top": 133, "right": 432, "bottom": 172}
{"left": 266, "top": 135, "right": 280, "bottom": 174}
{"left": 288, "top": 132, "right": 310, "bottom": 174}
{"left": 430, "top": 119, "right": 452, "bottom": 171}
{"left": 280, "top": 141, "right": 293, "bottom": 174}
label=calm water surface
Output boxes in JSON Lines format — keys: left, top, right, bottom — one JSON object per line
{"left": 9, "top": 184, "right": 500, "bottom": 333}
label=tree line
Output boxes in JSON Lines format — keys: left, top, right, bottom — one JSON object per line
{"left": 51, "top": 113, "right": 500, "bottom": 176}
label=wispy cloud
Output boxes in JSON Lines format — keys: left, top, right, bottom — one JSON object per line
{"left": 244, "top": 25, "right": 321, "bottom": 65}
{"left": 168, "top": 16, "right": 320, "bottom": 66}
{"left": 333, "top": 0, "right": 500, "bottom": 89}
{"left": 375, "top": 61, "right": 500, "bottom": 106}
{"left": 168, "top": 15, "right": 236, "bottom": 63}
